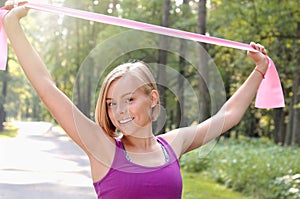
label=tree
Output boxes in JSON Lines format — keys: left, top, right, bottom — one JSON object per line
{"left": 207, "top": 0, "right": 299, "bottom": 145}
{"left": 197, "top": 0, "right": 211, "bottom": 123}
{"left": 0, "top": 59, "right": 8, "bottom": 131}
{"left": 175, "top": 0, "right": 194, "bottom": 128}
{"left": 286, "top": 21, "right": 300, "bottom": 146}
{"left": 156, "top": 0, "right": 170, "bottom": 134}
{"left": 0, "top": 0, "right": 8, "bottom": 130}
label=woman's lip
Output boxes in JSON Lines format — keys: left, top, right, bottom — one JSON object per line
{"left": 118, "top": 117, "right": 134, "bottom": 124}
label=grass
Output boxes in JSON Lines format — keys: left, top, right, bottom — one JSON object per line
{"left": 181, "top": 137, "right": 300, "bottom": 198}
{"left": 0, "top": 124, "right": 18, "bottom": 138}
{"left": 182, "top": 170, "right": 253, "bottom": 199}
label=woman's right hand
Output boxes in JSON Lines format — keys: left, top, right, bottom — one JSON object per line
{"left": 4, "top": 1, "right": 29, "bottom": 21}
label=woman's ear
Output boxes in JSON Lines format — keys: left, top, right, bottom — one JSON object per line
{"left": 150, "top": 89, "right": 160, "bottom": 121}
{"left": 150, "top": 89, "right": 159, "bottom": 107}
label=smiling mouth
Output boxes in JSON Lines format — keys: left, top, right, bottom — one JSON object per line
{"left": 118, "top": 117, "right": 134, "bottom": 124}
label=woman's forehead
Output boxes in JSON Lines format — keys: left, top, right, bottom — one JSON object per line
{"left": 107, "top": 75, "right": 145, "bottom": 98}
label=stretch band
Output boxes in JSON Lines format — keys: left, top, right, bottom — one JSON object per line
{"left": 26, "top": 3, "right": 256, "bottom": 52}
{"left": 0, "top": 3, "right": 285, "bottom": 108}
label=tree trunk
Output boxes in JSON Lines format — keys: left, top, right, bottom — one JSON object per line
{"left": 75, "top": 56, "right": 94, "bottom": 118}
{"left": 176, "top": 40, "right": 186, "bottom": 128}
{"left": 291, "top": 72, "right": 300, "bottom": 146}
{"left": 197, "top": 0, "right": 210, "bottom": 122}
{"left": 285, "top": 22, "right": 300, "bottom": 146}
{"left": 156, "top": 0, "right": 170, "bottom": 134}
{"left": 286, "top": 78, "right": 300, "bottom": 146}
{"left": 0, "top": 56, "right": 8, "bottom": 131}
{"left": 285, "top": 101, "right": 293, "bottom": 145}
{"left": 74, "top": 21, "right": 97, "bottom": 119}
{"left": 291, "top": 22, "right": 300, "bottom": 146}
{"left": 0, "top": 0, "right": 8, "bottom": 127}
{"left": 176, "top": 0, "right": 190, "bottom": 128}
{"left": 273, "top": 108, "right": 286, "bottom": 145}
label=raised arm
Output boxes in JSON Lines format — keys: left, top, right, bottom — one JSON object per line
{"left": 162, "top": 42, "right": 268, "bottom": 156}
{"left": 3, "top": 3, "right": 114, "bottom": 158}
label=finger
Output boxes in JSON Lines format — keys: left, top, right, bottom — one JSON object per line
{"left": 250, "top": 42, "right": 262, "bottom": 52}
{"left": 250, "top": 41, "right": 257, "bottom": 49}
{"left": 18, "top": 1, "right": 28, "bottom": 6}
{"left": 4, "top": 0, "right": 14, "bottom": 9}
{"left": 249, "top": 42, "right": 267, "bottom": 55}
{"left": 257, "top": 44, "right": 267, "bottom": 55}
{"left": 248, "top": 42, "right": 256, "bottom": 53}
{"left": 4, "top": 0, "right": 27, "bottom": 8}
{"left": 260, "top": 47, "right": 267, "bottom": 55}
{"left": 4, "top": 0, "right": 13, "bottom": 6}
{"left": 257, "top": 44, "right": 264, "bottom": 51}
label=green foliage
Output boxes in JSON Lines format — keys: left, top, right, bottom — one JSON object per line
{"left": 271, "top": 173, "right": 300, "bottom": 199}
{"left": 181, "top": 151, "right": 210, "bottom": 173}
{"left": 181, "top": 137, "right": 300, "bottom": 198}
{"left": 182, "top": 171, "right": 252, "bottom": 199}
{"left": 0, "top": 123, "right": 18, "bottom": 138}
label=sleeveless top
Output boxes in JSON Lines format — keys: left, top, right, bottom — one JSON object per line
{"left": 93, "top": 136, "right": 182, "bottom": 199}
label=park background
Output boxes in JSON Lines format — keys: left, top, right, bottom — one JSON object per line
{"left": 0, "top": 0, "right": 299, "bottom": 198}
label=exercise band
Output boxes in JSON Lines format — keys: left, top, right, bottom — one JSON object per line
{"left": 0, "top": 2, "right": 285, "bottom": 108}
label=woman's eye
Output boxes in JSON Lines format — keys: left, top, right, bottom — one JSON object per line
{"left": 107, "top": 102, "right": 116, "bottom": 107}
{"left": 125, "top": 98, "right": 134, "bottom": 103}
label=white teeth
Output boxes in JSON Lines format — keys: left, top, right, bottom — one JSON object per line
{"left": 119, "top": 117, "right": 133, "bottom": 124}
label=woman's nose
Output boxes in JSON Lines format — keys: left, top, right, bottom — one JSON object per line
{"left": 116, "top": 103, "right": 126, "bottom": 114}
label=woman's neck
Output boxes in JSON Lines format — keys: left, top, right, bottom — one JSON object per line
{"left": 121, "top": 134, "right": 158, "bottom": 152}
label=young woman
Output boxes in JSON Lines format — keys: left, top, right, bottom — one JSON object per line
{"left": 3, "top": 1, "right": 268, "bottom": 198}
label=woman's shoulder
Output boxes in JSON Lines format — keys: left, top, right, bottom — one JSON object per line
{"left": 157, "top": 129, "right": 181, "bottom": 146}
{"left": 156, "top": 132, "right": 182, "bottom": 159}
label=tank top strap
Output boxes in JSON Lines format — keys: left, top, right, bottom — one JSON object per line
{"left": 115, "top": 137, "right": 123, "bottom": 148}
{"left": 156, "top": 136, "right": 179, "bottom": 163}
{"left": 110, "top": 138, "right": 131, "bottom": 169}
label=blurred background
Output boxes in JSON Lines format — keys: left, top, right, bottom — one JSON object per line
{"left": 0, "top": 0, "right": 299, "bottom": 198}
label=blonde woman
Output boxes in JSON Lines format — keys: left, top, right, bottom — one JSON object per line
{"left": 3, "top": 1, "right": 268, "bottom": 198}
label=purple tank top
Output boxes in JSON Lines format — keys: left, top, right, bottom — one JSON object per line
{"left": 93, "top": 136, "right": 182, "bottom": 199}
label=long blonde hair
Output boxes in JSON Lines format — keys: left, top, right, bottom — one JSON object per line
{"left": 95, "top": 61, "right": 160, "bottom": 137}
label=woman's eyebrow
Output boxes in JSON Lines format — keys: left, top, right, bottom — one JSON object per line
{"left": 106, "top": 92, "right": 135, "bottom": 101}
{"left": 121, "top": 91, "right": 135, "bottom": 98}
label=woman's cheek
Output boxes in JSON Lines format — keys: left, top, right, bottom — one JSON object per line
{"left": 108, "top": 109, "right": 117, "bottom": 126}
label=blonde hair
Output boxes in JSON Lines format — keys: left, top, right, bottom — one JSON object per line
{"left": 95, "top": 61, "right": 160, "bottom": 137}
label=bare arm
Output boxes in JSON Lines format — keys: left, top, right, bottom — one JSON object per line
{"left": 3, "top": 4, "right": 114, "bottom": 158}
{"left": 162, "top": 43, "right": 268, "bottom": 156}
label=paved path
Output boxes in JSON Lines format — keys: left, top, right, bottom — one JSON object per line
{"left": 0, "top": 122, "right": 97, "bottom": 199}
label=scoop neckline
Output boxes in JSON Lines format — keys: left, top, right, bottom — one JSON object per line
{"left": 119, "top": 138, "right": 171, "bottom": 169}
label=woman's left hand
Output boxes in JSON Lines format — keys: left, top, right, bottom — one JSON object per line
{"left": 247, "top": 42, "right": 268, "bottom": 73}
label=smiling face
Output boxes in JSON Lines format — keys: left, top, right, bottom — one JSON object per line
{"left": 95, "top": 61, "right": 160, "bottom": 138}
{"left": 106, "top": 74, "right": 158, "bottom": 137}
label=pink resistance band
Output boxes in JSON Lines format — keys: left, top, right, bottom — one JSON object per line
{"left": 0, "top": 3, "right": 285, "bottom": 108}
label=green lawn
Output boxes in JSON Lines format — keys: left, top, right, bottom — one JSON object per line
{"left": 0, "top": 124, "right": 18, "bottom": 138}
{"left": 182, "top": 171, "right": 253, "bottom": 199}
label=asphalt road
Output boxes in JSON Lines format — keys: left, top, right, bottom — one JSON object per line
{"left": 0, "top": 122, "right": 97, "bottom": 199}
